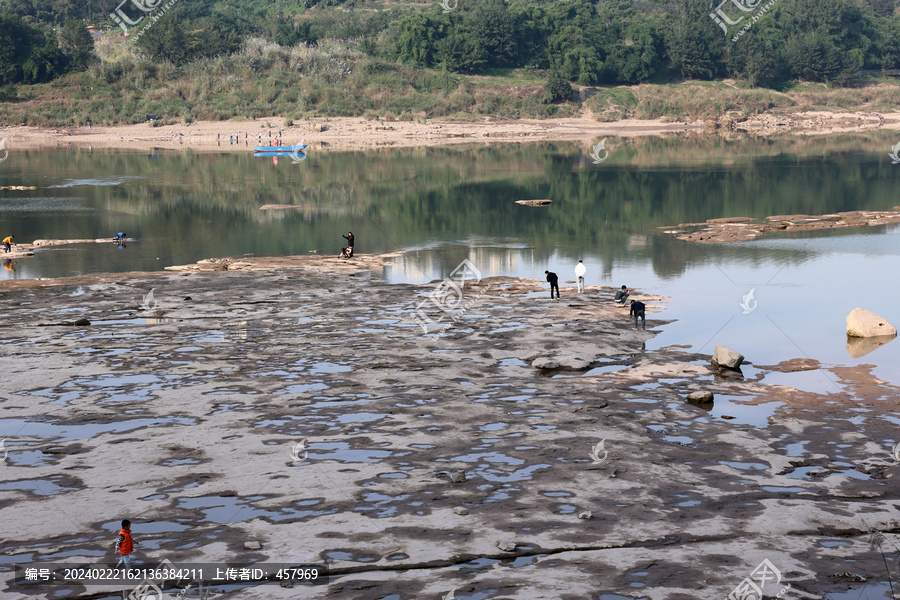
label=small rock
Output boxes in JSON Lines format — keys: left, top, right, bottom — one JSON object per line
{"left": 73, "top": 318, "right": 91, "bottom": 326}
{"left": 558, "top": 355, "right": 592, "bottom": 370}
{"left": 280, "top": 579, "right": 294, "bottom": 588}
{"left": 497, "top": 540, "right": 516, "bottom": 552}
{"left": 450, "top": 470, "right": 467, "bottom": 483}
{"left": 244, "top": 541, "right": 262, "bottom": 550}
{"left": 184, "top": 296, "right": 192, "bottom": 301}
{"left": 453, "top": 507, "right": 469, "bottom": 516}
{"left": 578, "top": 511, "right": 592, "bottom": 520}
{"left": 686, "top": 391, "right": 714, "bottom": 403}
{"left": 847, "top": 308, "right": 898, "bottom": 338}
{"left": 711, "top": 345, "right": 743, "bottom": 370}
{"left": 531, "top": 357, "right": 559, "bottom": 370}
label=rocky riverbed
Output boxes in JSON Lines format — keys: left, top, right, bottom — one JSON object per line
{"left": 1, "top": 255, "right": 899, "bottom": 600}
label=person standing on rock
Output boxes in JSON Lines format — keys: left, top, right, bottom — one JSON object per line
{"left": 545, "top": 270, "right": 560, "bottom": 300}
{"left": 630, "top": 299, "right": 646, "bottom": 330}
{"left": 342, "top": 231, "right": 354, "bottom": 257}
{"left": 2, "top": 235, "right": 14, "bottom": 253}
{"left": 574, "top": 260, "right": 586, "bottom": 293}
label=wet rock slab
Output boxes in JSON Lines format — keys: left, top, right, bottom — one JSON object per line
{"left": 0, "top": 255, "right": 898, "bottom": 599}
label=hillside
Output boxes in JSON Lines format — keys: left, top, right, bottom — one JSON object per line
{"left": 2, "top": 0, "right": 900, "bottom": 126}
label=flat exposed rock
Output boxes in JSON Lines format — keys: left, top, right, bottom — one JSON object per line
{"left": 847, "top": 308, "right": 897, "bottom": 338}
{"left": 532, "top": 357, "right": 560, "bottom": 370}
{"left": 665, "top": 209, "right": 900, "bottom": 244}
{"left": 244, "top": 541, "right": 262, "bottom": 550}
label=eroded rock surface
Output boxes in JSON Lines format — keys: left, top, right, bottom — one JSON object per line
{"left": 0, "top": 255, "right": 897, "bottom": 600}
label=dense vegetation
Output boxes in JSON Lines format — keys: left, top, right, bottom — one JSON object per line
{"left": 1, "top": 0, "right": 900, "bottom": 125}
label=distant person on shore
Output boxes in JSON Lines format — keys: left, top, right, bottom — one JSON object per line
{"left": 339, "top": 247, "right": 351, "bottom": 259}
{"left": 614, "top": 285, "right": 629, "bottom": 304}
{"left": 2, "top": 235, "right": 14, "bottom": 253}
{"left": 545, "top": 270, "right": 559, "bottom": 300}
{"left": 574, "top": 260, "right": 586, "bottom": 293}
{"left": 342, "top": 232, "right": 354, "bottom": 257}
{"left": 630, "top": 299, "right": 646, "bottom": 330}
{"left": 113, "top": 519, "right": 138, "bottom": 570}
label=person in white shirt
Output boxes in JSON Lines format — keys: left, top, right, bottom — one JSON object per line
{"left": 574, "top": 260, "right": 586, "bottom": 293}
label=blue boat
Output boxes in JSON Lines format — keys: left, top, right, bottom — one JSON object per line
{"left": 253, "top": 143, "right": 307, "bottom": 153}
{"left": 253, "top": 151, "right": 306, "bottom": 159}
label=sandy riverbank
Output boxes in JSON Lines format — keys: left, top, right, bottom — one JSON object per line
{"left": 0, "top": 116, "right": 700, "bottom": 154}
{"left": 4, "top": 109, "right": 900, "bottom": 154}
{"left": 0, "top": 253, "right": 898, "bottom": 599}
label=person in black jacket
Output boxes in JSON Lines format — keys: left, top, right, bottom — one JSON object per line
{"left": 545, "top": 270, "right": 559, "bottom": 300}
{"left": 630, "top": 299, "right": 646, "bottom": 330}
{"left": 342, "top": 231, "right": 354, "bottom": 257}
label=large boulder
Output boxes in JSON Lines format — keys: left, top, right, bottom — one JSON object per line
{"left": 846, "top": 308, "right": 897, "bottom": 338}
{"left": 711, "top": 345, "right": 744, "bottom": 370}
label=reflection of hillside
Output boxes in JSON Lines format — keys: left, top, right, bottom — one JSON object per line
{"left": 3, "top": 138, "right": 898, "bottom": 279}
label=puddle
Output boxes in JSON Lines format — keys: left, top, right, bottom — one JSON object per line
{"left": 178, "top": 495, "right": 338, "bottom": 524}
{"left": 4, "top": 448, "right": 62, "bottom": 468}
{"left": 0, "top": 476, "right": 80, "bottom": 496}
{"left": 312, "top": 441, "right": 393, "bottom": 463}
{"left": 0, "top": 416, "right": 197, "bottom": 443}
{"left": 760, "top": 370, "right": 841, "bottom": 395}
{"left": 309, "top": 362, "right": 354, "bottom": 374}
{"left": 720, "top": 461, "right": 770, "bottom": 471}
{"left": 818, "top": 540, "right": 852, "bottom": 548}
{"left": 499, "top": 358, "right": 529, "bottom": 367}
{"left": 273, "top": 383, "right": 329, "bottom": 394}
{"left": 827, "top": 581, "right": 894, "bottom": 599}
{"left": 707, "top": 396, "right": 782, "bottom": 428}
{"left": 761, "top": 486, "right": 809, "bottom": 493}
{"left": 585, "top": 365, "right": 630, "bottom": 376}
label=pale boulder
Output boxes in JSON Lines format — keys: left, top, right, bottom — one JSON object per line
{"left": 846, "top": 308, "right": 897, "bottom": 338}
{"left": 711, "top": 345, "right": 744, "bottom": 370}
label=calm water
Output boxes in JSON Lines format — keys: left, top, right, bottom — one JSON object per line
{"left": 1, "top": 135, "right": 899, "bottom": 385}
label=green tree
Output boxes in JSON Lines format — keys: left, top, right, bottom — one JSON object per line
{"left": 469, "top": 0, "right": 515, "bottom": 67}
{"left": 543, "top": 66, "right": 572, "bottom": 103}
{"left": 59, "top": 20, "right": 95, "bottom": 71}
